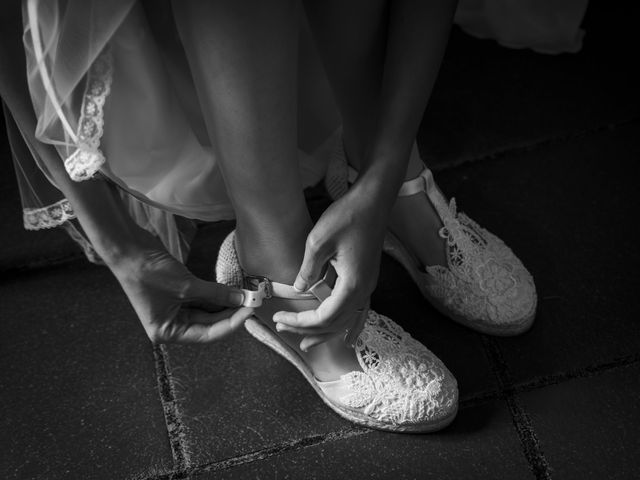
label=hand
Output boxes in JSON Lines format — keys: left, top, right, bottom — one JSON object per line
{"left": 273, "top": 186, "right": 389, "bottom": 350}
{"left": 110, "top": 242, "right": 254, "bottom": 344}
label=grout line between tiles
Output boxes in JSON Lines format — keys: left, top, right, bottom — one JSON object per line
{"left": 458, "top": 351, "right": 640, "bottom": 409}
{"left": 427, "top": 115, "right": 640, "bottom": 173}
{"left": 0, "top": 253, "right": 86, "bottom": 282}
{"left": 148, "top": 427, "right": 371, "bottom": 480}
{"left": 137, "top": 349, "right": 640, "bottom": 479}
{"left": 505, "top": 396, "right": 552, "bottom": 480}
{"left": 509, "top": 352, "right": 640, "bottom": 397}
{"left": 153, "top": 344, "right": 192, "bottom": 472}
{"left": 481, "top": 336, "right": 552, "bottom": 480}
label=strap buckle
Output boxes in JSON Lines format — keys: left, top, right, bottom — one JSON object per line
{"left": 241, "top": 275, "right": 273, "bottom": 307}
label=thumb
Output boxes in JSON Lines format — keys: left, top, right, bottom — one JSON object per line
{"left": 294, "top": 237, "right": 329, "bottom": 292}
{"left": 184, "top": 277, "right": 246, "bottom": 309}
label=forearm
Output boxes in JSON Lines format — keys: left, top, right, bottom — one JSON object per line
{"left": 4, "top": 100, "right": 149, "bottom": 270}
{"left": 357, "top": 0, "right": 457, "bottom": 204}
{"left": 60, "top": 175, "right": 156, "bottom": 268}
{"left": 22, "top": 127, "right": 153, "bottom": 268}
{"left": 14, "top": 110, "right": 147, "bottom": 265}
{"left": 21, "top": 125, "right": 155, "bottom": 268}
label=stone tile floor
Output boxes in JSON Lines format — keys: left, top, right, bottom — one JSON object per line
{"left": 2, "top": 3, "right": 639, "bottom": 479}
{"left": 2, "top": 119, "right": 639, "bottom": 479}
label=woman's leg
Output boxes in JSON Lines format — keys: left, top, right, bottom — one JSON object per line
{"left": 172, "top": 0, "right": 306, "bottom": 281}
{"left": 304, "top": 0, "right": 453, "bottom": 267}
{"left": 172, "top": 0, "right": 360, "bottom": 380}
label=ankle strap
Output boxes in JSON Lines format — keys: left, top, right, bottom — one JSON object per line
{"left": 398, "top": 168, "right": 436, "bottom": 197}
{"left": 347, "top": 165, "right": 358, "bottom": 184}
{"left": 347, "top": 164, "right": 436, "bottom": 199}
{"left": 240, "top": 270, "right": 335, "bottom": 307}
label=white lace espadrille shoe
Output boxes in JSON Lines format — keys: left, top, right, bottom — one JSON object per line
{"left": 325, "top": 140, "right": 537, "bottom": 336}
{"left": 216, "top": 231, "right": 458, "bottom": 433}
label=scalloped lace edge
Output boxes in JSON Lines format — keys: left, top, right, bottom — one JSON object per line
{"left": 64, "top": 49, "right": 113, "bottom": 181}
{"left": 23, "top": 198, "right": 76, "bottom": 230}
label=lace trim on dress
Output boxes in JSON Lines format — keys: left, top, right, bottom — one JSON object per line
{"left": 23, "top": 198, "right": 76, "bottom": 230}
{"left": 64, "top": 49, "right": 113, "bottom": 181}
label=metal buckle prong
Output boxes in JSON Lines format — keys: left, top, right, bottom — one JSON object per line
{"left": 241, "top": 275, "right": 273, "bottom": 307}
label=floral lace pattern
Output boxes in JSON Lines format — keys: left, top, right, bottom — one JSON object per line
{"left": 64, "top": 50, "right": 113, "bottom": 181}
{"left": 23, "top": 199, "right": 76, "bottom": 230}
{"left": 340, "top": 311, "right": 457, "bottom": 425}
{"left": 424, "top": 195, "right": 537, "bottom": 326}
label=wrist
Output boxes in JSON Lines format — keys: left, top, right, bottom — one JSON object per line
{"left": 348, "top": 175, "right": 398, "bottom": 227}
{"left": 95, "top": 226, "right": 160, "bottom": 271}
{"left": 352, "top": 162, "right": 404, "bottom": 209}
{"left": 74, "top": 199, "right": 161, "bottom": 272}
{"left": 354, "top": 141, "right": 413, "bottom": 197}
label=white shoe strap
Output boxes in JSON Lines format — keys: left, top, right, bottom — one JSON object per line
{"left": 241, "top": 269, "right": 335, "bottom": 307}
{"left": 347, "top": 165, "right": 358, "bottom": 184}
{"left": 398, "top": 168, "right": 436, "bottom": 197}
{"left": 348, "top": 164, "right": 437, "bottom": 200}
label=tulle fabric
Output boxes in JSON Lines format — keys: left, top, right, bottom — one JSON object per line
{"left": 11, "top": 0, "right": 588, "bottom": 262}
{"left": 20, "top": 0, "right": 230, "bottom": 261}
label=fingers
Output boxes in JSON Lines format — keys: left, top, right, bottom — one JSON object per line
{"left": 149, "top": 307, "right": 254, "bottom": 344}
{"left": 183, "top": 277, "right": 246, "bottom": 309}
{"left": 299, "top": 331, "right": 341, "bottom": 352}
{"left": 293, "top": 234, "right": 330, "bottom": 292}
{"left": 297, "top": 307, "right": 367, "bottom": 350}
{"left": 345, "top": 304, "right": 368, "bottom": 346}
{"left": 274, "top": 276, "right": 356, "bottom": 329}
{"left": 274, "top": 307, "right": 358, "bottom": 336}
{"left": 312, "top": 277, "right": 358, "bottom": 327}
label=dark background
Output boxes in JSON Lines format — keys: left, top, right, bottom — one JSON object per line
{"left": 1, "top": 2, "right": 639, "bottom": 479}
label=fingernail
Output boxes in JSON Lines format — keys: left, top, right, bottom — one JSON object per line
{"left": 275, "top": 323, "right": 284, "bottom": 332}
{"left": 229, "top": 290, "right": 245, "bottom": 306}
{"left": 293, "top": 279, "right": 307, "bottom": 292}
{"left": 273, "top": 312, "right": 283, "bottom": 322}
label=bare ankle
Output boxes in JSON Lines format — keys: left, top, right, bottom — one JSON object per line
{"left": 235, "top": 214, "right": 312, "bottom": 284}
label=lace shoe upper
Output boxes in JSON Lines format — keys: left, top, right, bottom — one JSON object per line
{"left": 422, "top": 191, "right": 537, "bottom": 327}
{"left": 330, "top": 310, "right": 457, "bottom": 425}
{"left": 326, "top": 141, "right": 537, "bottom": 330}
